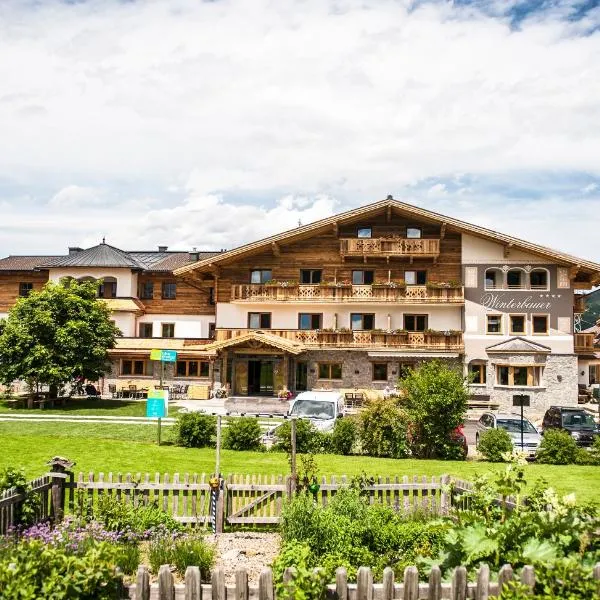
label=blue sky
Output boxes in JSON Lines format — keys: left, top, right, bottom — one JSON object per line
{"left": 1, "top": 0, "right": 600, "bottom": 260}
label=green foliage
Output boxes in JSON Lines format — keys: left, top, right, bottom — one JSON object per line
{"left": 536, "top": 430, "right": 579, "bottom": 464}
{"left": 223, "top": 417, "right": 263, "bottom": 451}
{"left": 0, "top": 540, "right": 123, "bottom": 599}
{"left": 80, "top": 493, "right": 182, "bottom": 534}
{"left": 0, "top": 279, "right": 119, "bottom": 392}
{"left": 148, "top": 533, "right": 215, "bottom": 579}
{"left": 0, "top": 467, "right": 40, "bottom": 527}
{"left": 331, "top": 418, "right": 357, "bottom": 455}
{"left": 175, "top": 412, "right": 217, "bottom": 448}
{"left": 274, "top": 418, "right": 319, "bottom": 454}
{"left": 357, "top": 398, "right": 409, "bottom": 458}
{"left": 400, "top": 360, "right": 469, "bottom": 459}
{"left": 477, "top": 428, "right": 514, "bottom": 462}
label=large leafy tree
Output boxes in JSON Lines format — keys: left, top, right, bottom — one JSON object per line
{"left": 400, "top": 360, "right": 470, "bottom": 459}
{"left": 0, "top": 279, "right": 120, "bottom": 400}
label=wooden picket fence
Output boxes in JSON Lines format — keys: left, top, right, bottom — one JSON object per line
{"left": 124, "top": 563, "right": 600, "bottom": 599}
{"left": 0, "top": 474, "right": 53, "bottom": 535}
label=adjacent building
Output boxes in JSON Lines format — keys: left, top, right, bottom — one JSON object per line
{"left": 1, "top": 198, "right": 598, "bottom": 410}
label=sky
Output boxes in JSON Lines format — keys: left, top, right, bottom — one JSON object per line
{"left": 1, "top": 0, "right": 600, "bottom": 260}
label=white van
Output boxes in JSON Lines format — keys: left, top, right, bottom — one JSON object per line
{"left": 288, "top": 390, "right": 345, "bottom": 432}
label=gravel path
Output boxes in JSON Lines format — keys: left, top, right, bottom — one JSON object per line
{"left": 205, "top": 532, "right": 281, "bottom": 585}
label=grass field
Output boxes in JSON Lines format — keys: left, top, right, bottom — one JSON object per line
{"left": 1, "top": 420, "right": 599, "bottom": 503}
{"left": 0, "top": 398, "right": 150, "bottom": 416}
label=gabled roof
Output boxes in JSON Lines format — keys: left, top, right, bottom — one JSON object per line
{"left": 173, "top": 198, "right": 600, "bottom": 278}
{"left": 486, "top": 336, "right": 552, "bottom": 353}
{"left": 205, "top": 330, "right": 305, "bottom": 355}
{"left": 42, "top": 243, "right": 143, "bottom": 269}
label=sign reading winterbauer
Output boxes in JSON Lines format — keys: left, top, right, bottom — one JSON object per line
{"left": 480, "top": 293, "right": 553, "bottom": 311}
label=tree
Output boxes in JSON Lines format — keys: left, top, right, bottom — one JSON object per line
{"left": 0, "top": 279, "right": 120, "bottom": 402}
{"left": 400, "top": 360, "right": 469, "bottom": 459}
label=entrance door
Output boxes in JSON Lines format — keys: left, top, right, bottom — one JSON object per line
{"left": 248, "top": 360, "right": 274, "bottom": 395}
{"left": 296, "top": 362, "right": 308, "bottom": 391}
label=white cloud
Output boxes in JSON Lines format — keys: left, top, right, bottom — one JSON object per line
{"left": 581, "top": 183, "right": 598, "bottom": 194}
{"left": 49, "top": 185, "right": 105, "bottom": 208}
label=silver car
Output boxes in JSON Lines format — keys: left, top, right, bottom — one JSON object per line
{"left": 475, "top": 412, "right": 542, "bottom": 458}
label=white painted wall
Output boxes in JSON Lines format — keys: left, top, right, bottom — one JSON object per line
{"left": 112, "top": 313, "right": 136, "bottom": 337}
{"left": 216, "top": 302, "right": 462, "bottom": 331}
{"left": 48, "top": 267, "right": 139, "bottom": 297}
{"left": 0, "top": 312, "right": 7, "bottom": 320}
{"left": 136, "top": 314, "right": 215, "bottom": 338}
{"left": 462, "top": 234, "right": 547, "bottom": 264}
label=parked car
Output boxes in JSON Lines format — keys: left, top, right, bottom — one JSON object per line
{"left": 288, "top": 390, "right": 345, "bottom": 432}
{"left": 541, "top": 406, "right": 598, "bottom": 447}
{"left": 475, "top": 412, "right": 542, "bottom": 458}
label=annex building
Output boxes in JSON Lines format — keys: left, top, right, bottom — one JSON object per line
{"left": 1, "top": 198, "right": 599, "bottom": 410}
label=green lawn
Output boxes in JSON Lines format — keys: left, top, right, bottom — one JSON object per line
{"left": 1, "top": 421, "right": 599, "bottom": 503}
{"left": 0, "top": 398, "right": 150, "bottom": 416}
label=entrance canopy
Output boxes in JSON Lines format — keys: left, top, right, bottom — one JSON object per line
{"left": 206, "top": 330, "right": 305, "bottom": 355}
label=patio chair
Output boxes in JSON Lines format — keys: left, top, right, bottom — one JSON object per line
{"left": 108, "top": 384, "right": 119, "bottom": 399}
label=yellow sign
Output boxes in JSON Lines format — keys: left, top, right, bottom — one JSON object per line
{"left": 150, "top": 349, "right": 162, "bottom": 361}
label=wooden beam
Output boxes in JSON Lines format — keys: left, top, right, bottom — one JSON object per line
{"left": 569, "top": 264, "right": 581, "bottom": 279}
{"left": 332, "top": 222, "right": 338, "bottom": 236}
{"left": 503, "top": 243, "right": 513, "bottom": 258}
{"left": 271, "top": 242, "right": 280, "bottom": 257}
{"left": 386, "top": 206, "right": 392, "bottom": 222}
{"left": 440, "top": 222, "right": 447, "bottom": 239}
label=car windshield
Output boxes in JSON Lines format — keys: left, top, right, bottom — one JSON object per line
{"left": 290, "top": 400, "right": 335, "bottom": 420}
{"left": 497, "top": 419, "right": 538, "bottom": 434}
{"left": 561, "top": 412, "right": 596, "bottom": 428}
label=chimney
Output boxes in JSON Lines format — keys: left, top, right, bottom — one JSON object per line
{"left": 68, "top": 247, "right": 83, "bottom": 256}
{"left": 158, "top": 245, "right": 168, "bottom": 252}
{"left": 189, "top": 251, "right": 200, "bottom": 262}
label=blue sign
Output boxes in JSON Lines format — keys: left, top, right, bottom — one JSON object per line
{"left": 146, "top": 390, "right": 168, "bottom": 418}
{"left": 160, "top": 350, "right": 178, "bottom": 362}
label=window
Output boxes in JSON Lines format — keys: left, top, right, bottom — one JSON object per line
{"left": 530, "top": 269, "right": 548, "bottom": 290}
{"left": 486, "top": 314, "right": 503, "bottom": 334}
{"left": 470, "top": 363, "right": 486, "bottom": 385}
{"left": 404, "top": 314, "right": 428, "bottom": 331}
{"left": 532, "top": 314, "right": 549, "bottom": 334}
{"left": 485, "top": 268, "right": 503, "bottom": 290}
{"left": 139, "top": 323, "right": 153, "bottom": 338}
{"left": 161, "top": 282, "right": 177, "bottom": 299}
{"left": 98, "top": 280, "right": 117, "bottom": 299}
{"left": 507, "top": 269, "right": 525, "bottom": 289}
{"left": 372, "top": 363, "right": 388, "bottom": 381}
{"left": 351, "top": 313, "right": 375, "bottom": 330}
{"left": 496, "top": 365, "right": 543, "bottom": 387}
{"left": 406, "top": 227, "right": 422, "bottom": 239}
{"left": 352, "top": 270, "right": 374, "bottom": 285}
{"left": 161, "top": 323, "right": 175, "bottom": 338}
{"left": 139, "top": 281, "right": 154, "bottom": 300}
{"left": 248, "top": 312, "right": 271, "bottom": 328}
{"left": 300, "top": 269, "right": 322, "bottom": 284}
{"left": 318, "top": 363, "right": 342, "bottom": 380}
{"left": 298, "top": 313, "right": 322, "bottom": 329}
{"left": 208, "top": 322, "right": 216, "bottom": 339}
{"left": 250, "top": 269, "right": 272, "bottom": 284}
{"left": 208, "top": 287, "right": 215, "bottom": 305}
{"left": 176, "top": 360, "right": 209, "bottom": 378}
{"left": 357, "top": 227, "right": 372, "bottom": 238}
{"left": 121, "top": 360, "right": 148, "bottom": 376}
{"left": 405, "top": 270, "right": 427, "bottom": 285}
{"left": 19, "top": 282, "right": 33, "bottom": 297}
{"left": 509, "top": 315, "right": 526, "bottom": 335}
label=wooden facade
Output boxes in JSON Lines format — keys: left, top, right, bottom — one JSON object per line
{"left": 0, "top": 271, "right": 50, "bottom": 312}
{"left": 137, "top": 274, "right": 215, "bottom": 315}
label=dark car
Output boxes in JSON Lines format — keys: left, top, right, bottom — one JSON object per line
{"left": 541, "top": 406, "right": 598, "bottom": 447}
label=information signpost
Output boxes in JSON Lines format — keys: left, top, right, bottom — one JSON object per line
{"left": 147, "top": 349, "right": 178, "bottom": 445}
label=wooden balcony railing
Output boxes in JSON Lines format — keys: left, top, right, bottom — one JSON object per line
{"left": 215, "top": 328, "right": 464, "bottom": 352}
{"left": 574, "top": 332, "right": 596, "bottom": 353}
{"left": 340, "top": 237, "right": 440, "bottom": 258}
{"left": 230, "top": 284, "right": 464, "bottom": 304}
{"left": 573, "top": 295, "right": 586, "bottom": 313}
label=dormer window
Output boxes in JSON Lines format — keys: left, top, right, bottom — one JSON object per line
{"left": 357, "top": 227, "right": 372, "bottom": 238}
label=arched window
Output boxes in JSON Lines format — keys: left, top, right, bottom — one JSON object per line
{"left": 485, "top": 268, "right": 503, "bottom": 290}
{"left": 529, "top": 268, "right": 549, "bottom": 290}
{"left": 98, "top": 276, "right": 117, "bottom": 299}
{"left": 506, "top": 268, "right": 526, "bottom": 290}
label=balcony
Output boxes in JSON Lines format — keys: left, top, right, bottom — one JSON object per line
{"left": 215, "top": 328, "right": 463, "bottom": 352}
{"left": 230, "top": 283, "right": 464, "bottom": 304}
{"left": 340, "top": 237, "right": 440, "bottom": 258}
{"left": 574, "top": 332, "right": 596, "bottom": 354}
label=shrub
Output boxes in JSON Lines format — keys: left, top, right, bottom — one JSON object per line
{"left": 223, "top": 417, "right": 263, "bottom": 451}
{"left": 477, "top": 428, "right": 513, "bottom": 462}
{"left": 274, "top": 418, "right": 319, "bottom": 454}
{"left": 331, "top": 418, "right": 358, "bottom": 455}
{"left": 536, "top": 429, "right": 579, "bottom": 464}
{"left": 400, "top": 360, "right": 469, "bottom": 459}
{"left": 176, "top": 412, "right": 217, "bottom": 448}
{"left": 0, "top": 467, "right": 40, "bottom": 527}
{"left": 358, "top": 398, "right": 410, "bottom": 458}
{"left": 148, "top": 532, "right": 215, "bottom": 579}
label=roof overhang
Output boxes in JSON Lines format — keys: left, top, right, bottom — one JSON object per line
{"left": 205, "top": 331, "right": 305, "bottom": 355}
{"left": 367, "top": 351, "right": 461, "bottom": 358}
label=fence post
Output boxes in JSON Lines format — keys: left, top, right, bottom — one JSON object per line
{"left": 356, "top": 566, "right": 373, "bottom": 600}
{"left": 259, "top": 568, "right": 274, "bottom": 600}
{"left": 440, "top": 474, "right": 450, "bottom": 516}
{"left": 216, "top": 477, "right": 225, "bottom": 534}
{"left": 335, "top": 567, "right": 348, "bottom": 600}
{"left": 47, "top": 457, "right": 74, "bottom": 523}
{"left": 135, "top": 565, "right": 150, "bottom": 600}
{"left": 184, "top": 566, "right": 201, "bottom": 600}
